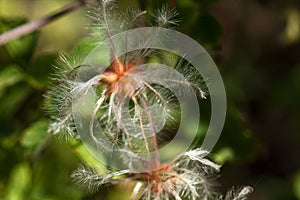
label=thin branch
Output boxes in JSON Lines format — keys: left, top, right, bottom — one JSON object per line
{"left": 0, "top": 0, "right": 96, "bottom": 46}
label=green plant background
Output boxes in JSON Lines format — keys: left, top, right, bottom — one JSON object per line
{"left": 0, "top": 0, "right": 300, "bottom": 199}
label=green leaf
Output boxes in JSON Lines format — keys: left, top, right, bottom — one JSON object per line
{"left": 30, "top": 140, "right": 83, "bottom": 200}
{"left": 0, "top": 64, "right": 24, "bottom": 96}
{"left": 5, "top": 162, "right": 32, "bottom": 200}
{"left": 0, "top": 83, "right": 31, "bottom": 119}
{"left": 21, "top": 120, "right": 48, "bottom": 149}
{"left": 293, "top": 171, "right": 300, "bottom": 199}
{"left": 213, "top": 147, "right": 235, "bottom": 164}
{"left": 26, "top": 54, "right": 57, "bottom": 89}
{"left": 70, "top": 140, "right": 106, "bottom": 173}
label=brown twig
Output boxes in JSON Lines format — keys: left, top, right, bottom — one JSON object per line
{"left": 0, "top": 0, "right": 96, "bottom": 46}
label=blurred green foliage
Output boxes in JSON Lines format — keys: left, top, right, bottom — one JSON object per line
{"left": 0, "top": 0, "right": 300, "bottom": 199}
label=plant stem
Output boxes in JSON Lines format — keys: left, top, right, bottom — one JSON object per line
{"left": 0, "top": 0, "right": 95, "bottom": 46}
{"left": 139, "top": 95, "right": 160, "bottom": 170}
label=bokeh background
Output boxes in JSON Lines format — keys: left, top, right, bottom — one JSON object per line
{"left": 0, "top": 0, "right": 300, "bottom": 199}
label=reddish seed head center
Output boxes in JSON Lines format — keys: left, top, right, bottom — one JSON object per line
{"left": 102, "top": 59, "right": 133, "bottom": 83}
{"left": 140, "top": 164, "right": 174, "bottom": 194}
